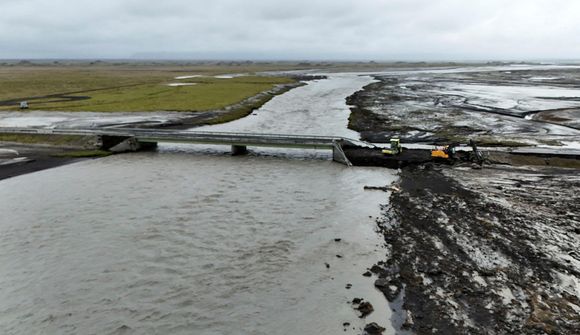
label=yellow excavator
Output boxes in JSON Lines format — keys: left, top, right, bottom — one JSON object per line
{"left": 431, "top": 142, "right": 458, "bottom": 159}
{"left": 431, "top": 140, "right": 483, "bottom": 164}
{"left": 431, "top": 146, "right": 449, "bottom": 159}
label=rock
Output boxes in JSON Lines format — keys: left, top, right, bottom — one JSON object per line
{"left": 364, "top": 185, "right": 389, "bottom": 191}
{"left": 374, "top": 278, "right": 401, "bottom": 301}
{"left": 336, "top": 254, "right": 343, "bottom": 258}
{"left": 357, "top": 302, "right": 374, "bottom": 318}
{"left": 363, "top": 271, "right": 373, "bottom": 277}
{"left": 343, "top": 322, "right": 350, "bottom": 327}
{"left": 345, "top": 283, "right": 352, "bottom": 289}
{"left": 325, "top": 262, "right": 330, "bottom": 269}
{"left": 402, "top": 310, "right": 414, "bottom": 329}
{"left": 352, "top": 298, "right": 363, "bottom": 304}
{"left": 334, "top": 238, "right": 342, "bottom": 242}
{"left": 370, "top": 265, "right": 383, "bottom": 274}
{"left": 364, "top": 322, "right": 385, "bottom": 334}
{"left": 386, "top": 268, "right": 401, "bottom": 277}
{"left": 374, "top": 278, "right": 389, "bottom": 288}
{"left": 427, "top": 267, "right": 444, "bottom": 276}
{"left": 390, "top": 185, "right": 402, "bottom": 193}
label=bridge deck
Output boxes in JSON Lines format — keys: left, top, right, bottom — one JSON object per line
{"left": 0, "top": 127, "right": 372, "bottom": 150}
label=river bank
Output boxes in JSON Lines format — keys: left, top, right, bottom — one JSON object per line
{"left": 155, "top": 81, "right": 305, "bottom": 129}
{"left": 373, "top": 164, "right": 580, "bottom": 334}
{"left": 344, "top": 66, "right": 579, "bottom": 334}
{"left": 0, "top": 144, "right": 104, "bottom": 180}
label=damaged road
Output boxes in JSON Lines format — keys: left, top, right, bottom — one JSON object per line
{"left": 373, "top": 164, "right": 580, "bottom": 334}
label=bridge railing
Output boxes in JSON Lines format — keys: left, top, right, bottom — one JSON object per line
{"left": 0, "top": 127, "right": 377, "bottom": 148}
{"left": 118, "top": 128, "right": 343, "bottom": 141}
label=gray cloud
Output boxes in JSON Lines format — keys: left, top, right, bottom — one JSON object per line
{"left": 1, "top": 0, "right": 579, "bottom": 60}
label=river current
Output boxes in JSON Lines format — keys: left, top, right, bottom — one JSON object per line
{"left": 0, "top": 74, "right": 398, "bottom": 334}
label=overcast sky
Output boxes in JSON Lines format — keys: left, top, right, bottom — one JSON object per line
{"left": 1, "top": 0, "right": 579, "bottom": 60}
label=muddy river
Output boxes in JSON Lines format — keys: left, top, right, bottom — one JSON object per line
{"left": 197, "top": 73, "right": 373, "bottom": 137}
{"left": 0, "top": 74, "right": 399, "bottom": 334}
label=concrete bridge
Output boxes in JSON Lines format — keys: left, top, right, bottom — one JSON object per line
{"left": 0, "top": 127, "right": 377, "bottom": 166}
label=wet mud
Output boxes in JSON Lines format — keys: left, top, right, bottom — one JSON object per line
{"left": 348, "top": 66, "right": 580, "bottom": 334}
{"left": 531, "top": 108, "right": 580, "bottom": 129}
{"left": 347, "top": 68, "right": 580, "bottom": 146}
{"left": 374, "top": 164, "right": 580, "bottom": 334}
{"left": 0, "top": 145, "right": 84, "bottom": 180}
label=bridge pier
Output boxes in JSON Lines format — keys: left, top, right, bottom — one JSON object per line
{"left": 99, "top": 135, "right": 132, "bottom": 151}
{"left": 99, "top": 135, "right": 158, "bottom": 153}
{"left": 231, "top": 145, "right": 248, "bottom": 156}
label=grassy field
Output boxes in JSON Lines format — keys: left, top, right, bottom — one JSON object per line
{"left": 0, "top": 63, "right": 300, "bottom": 112}
{"left": 52, "top": 150, "right": 112, "bottom": 158}
{"left": 0, "top": 133, "right": 93, "bottom": 147}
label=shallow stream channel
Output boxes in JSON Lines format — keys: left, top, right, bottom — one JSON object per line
{"left": 0, "top": 74, "right": 400, "bottom": 334}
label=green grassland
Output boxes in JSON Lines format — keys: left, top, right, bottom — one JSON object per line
{"left": 52, "top": 150, "right": 112, "bottom": 158}
{"left": 0, "top": 133, "right": 92, "bottom": 146}
{"left": 20, "top": 76, "right": 293, "bottom": 112}
{"left": 0, "top": 63, "right": 297, "bottom": 112}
